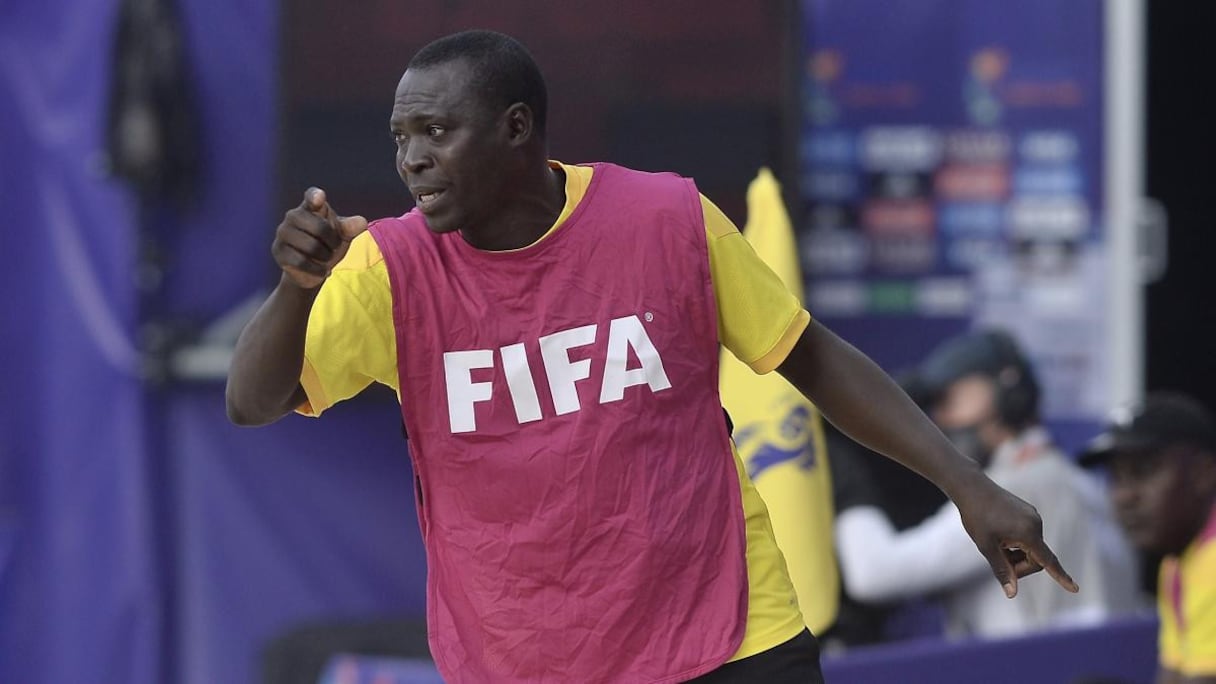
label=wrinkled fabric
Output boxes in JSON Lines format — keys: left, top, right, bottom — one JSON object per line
{"left": 371, "top": 163, "right": 749, "bottom": 683}
{"left": 105, "top": 0, "right": 200, "bottom": 204}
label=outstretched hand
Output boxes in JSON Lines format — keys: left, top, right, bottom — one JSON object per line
{"left": 272, "top": 187, "right": 368, "bottom": 289}
{"left": 955, "top": 476, "right": 1080, "bottom": 598}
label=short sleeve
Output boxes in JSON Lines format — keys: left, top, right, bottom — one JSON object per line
{"left": 296, "top": 233, "right": 400, "bottom": 416}
{"left": 701, "top": 195, "right": 809, "bottom": 374}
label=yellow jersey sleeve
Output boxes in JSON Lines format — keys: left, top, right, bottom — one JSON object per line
{"left": 701, "top": 195, "right": 810, "bottom": 374}
{"left": 297, "top": 232, "right": 399, "bottom": 416}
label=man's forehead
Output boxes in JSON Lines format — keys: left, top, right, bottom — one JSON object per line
{"left": 1108, "top": 445, "right": 1179, "bottom": 471}
{"left": 396, "top": 61, "right": 476, "bottom": 96}
{"left": 393, "top": 64, "right": 481, "bottom": 116}
{"left": 394, "top": 69, "right": 445, "bottom": 104}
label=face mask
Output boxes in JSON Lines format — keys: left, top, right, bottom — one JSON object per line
{"left": 944, "top": 424, "right": 994, "bottom": 467}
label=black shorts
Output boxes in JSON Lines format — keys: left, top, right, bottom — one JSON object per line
{"left": 687, "top": 629, "right": 824, "bottom": 683}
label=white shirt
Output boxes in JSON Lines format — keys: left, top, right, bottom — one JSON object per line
{"left": 835, "top": 427, "right": 1145, "bottom": 639}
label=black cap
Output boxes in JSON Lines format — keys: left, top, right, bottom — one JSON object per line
{"left": 1079, "top": 392, "right": 1216, "bottom": 467}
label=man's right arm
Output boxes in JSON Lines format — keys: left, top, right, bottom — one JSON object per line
{"left": 226, "top": 275, "right": 319, "bottom": 425}
{"left": 225, "top": 188, "right": 366, "bottom": 426}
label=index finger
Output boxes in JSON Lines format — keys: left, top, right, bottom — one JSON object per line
{"left": 301, "top": 187, "right": 335, "bottom": 218}
{"left": 1024, "top": 540, "right": 1079, "bottom": 593}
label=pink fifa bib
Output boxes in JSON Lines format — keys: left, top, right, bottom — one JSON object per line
{"left": 369, "top": 164, "right": 747, "bottom": 683}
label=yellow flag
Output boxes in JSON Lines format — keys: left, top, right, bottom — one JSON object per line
{"left": 719, "top": 168, "right": 838, "bottom": 634}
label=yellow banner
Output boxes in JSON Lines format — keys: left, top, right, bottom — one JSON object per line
{"left": 719, "top": 168, "right": 838, "bottom": 634}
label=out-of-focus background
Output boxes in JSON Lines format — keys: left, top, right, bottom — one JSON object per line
{"left": 1, "top": 0, "right": 1212, "bottom": 683}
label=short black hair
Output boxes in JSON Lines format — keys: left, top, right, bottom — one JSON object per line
{"left": 409, "top": 30, "right": 548, "bottom": 136}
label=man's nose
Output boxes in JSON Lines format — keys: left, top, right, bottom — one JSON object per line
{"left": 400, "top": 140, "right": 432, "bottom": 174}
{"left": 1109, "top": 480, "right": 1138, "bottom": 508}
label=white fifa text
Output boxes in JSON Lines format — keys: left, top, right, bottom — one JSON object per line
{"left": 442, "top": 315, "right": 672, "bottom": 433}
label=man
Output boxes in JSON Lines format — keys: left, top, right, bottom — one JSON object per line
{"left": 833, "top": 330, "right": 1140, "bottom": 640}
{"left": 226, "top": 30, "right": 1077, "bottom": 683}
{"left": 1081, "top": 393, "right": 1216, "bottom": 684}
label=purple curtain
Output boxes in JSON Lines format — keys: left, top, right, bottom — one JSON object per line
{"left": 0, "top": 1, "right": 161, "bottom": 682}
{"left": 0, "top": 1, "right": 428, "bottom": 683}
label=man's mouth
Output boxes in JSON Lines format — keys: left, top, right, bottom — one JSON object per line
{"left": 1117, "top": 514, "right": 1148, "bottom": 534}
{"left": 415, "top": 189, "right": 446, "bottom": 210}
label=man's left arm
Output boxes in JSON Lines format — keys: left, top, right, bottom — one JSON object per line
{"left": 777, "top": 320, "right": 1079, "bottom": 598}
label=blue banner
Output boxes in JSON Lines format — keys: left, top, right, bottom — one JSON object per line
{"left": 799, "top": 0, "right": 1107, "bottom": 450}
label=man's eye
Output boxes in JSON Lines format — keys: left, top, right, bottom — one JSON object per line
{"left": 427, "top": 125, "right": 445, "bottom": 137}
{"left": 392, "top": 131, "right": 407, "bottom": 144}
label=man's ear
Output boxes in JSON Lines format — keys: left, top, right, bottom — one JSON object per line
{"left": 504, "top": 102, "right": 534, "bottom": 147}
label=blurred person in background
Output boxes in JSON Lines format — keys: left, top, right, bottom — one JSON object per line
{"left": 226, "top": 30, "right": 1078, "bottom": 683}
{"left": 1081, "top": 393, "right": 1216, "bottom": 684}
{"left": 834, "top": 329, "right": 1141, "bottom": 640}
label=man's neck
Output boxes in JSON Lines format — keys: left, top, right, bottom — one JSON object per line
{"left": 462, "top": 162, "right": 565, "bottom": 251}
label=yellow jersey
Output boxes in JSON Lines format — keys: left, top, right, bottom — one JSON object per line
{"left": 1159, "top": 505, "right": 1216, "bottom": 677}
{"left": 298, "top": 162, "right": 811, "bottom": 660}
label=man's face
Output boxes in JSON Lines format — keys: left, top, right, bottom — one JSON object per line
{"left": 932, "top": 374, "right": 997, "bottom": 430}
{"left": 1107, "top": 445, "right": 1214, "bottom": 555}
{"left": 390, "top": 60, "right": 511, "bottom": 235}
{"left": 931, "top": 374, "right": 1008, "bottom": 466}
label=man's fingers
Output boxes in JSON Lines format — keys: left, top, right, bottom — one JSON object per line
{"left": 1026, "top": 542, "right": 1079, "bottom": 593}
{"left": 279, "top": 219, "right": 339, "bottom": 259}
{"left": 980, "top": 541, "right": 1019, "bottom": 599}
{"left": 275, "top": 232, "right": 333, "bottom": 268}
{"left": 1005, "top": 547, "right": 1045, "bottom": 578}
{"left": 302, "top": 187, "right": 328, "bottom": 213}
{"left": 280, "top": 188, "right": 362, "bottom": 282}
{"left": 339, "top": 215, "right": 368, "bottom": 241}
